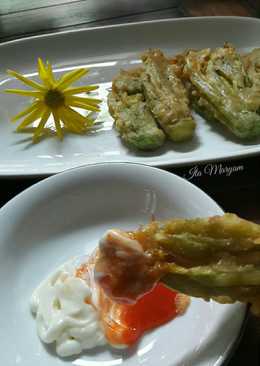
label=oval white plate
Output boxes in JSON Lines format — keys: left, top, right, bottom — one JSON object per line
{"left": 1, "top": 17, "right": 260, "bottom": 176}
{"left": 0, "top": 162, "right": 245, "bottom": 365}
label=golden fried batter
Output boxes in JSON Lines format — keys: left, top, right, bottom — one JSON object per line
{"left": 141, "top": 49, "right": 196, "bottom": 142}
{"left": 108, "top": 69, "right": 165, "bottom": 150}
{"left": 96, "top": 214, "right": 260, "bottom": 314}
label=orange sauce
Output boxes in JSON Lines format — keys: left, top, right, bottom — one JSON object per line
{"left": 76, "top": 262, "right": 180, "bottom": 347}
{"left": 99, "top": 283, "right": 178, "bottom": 346}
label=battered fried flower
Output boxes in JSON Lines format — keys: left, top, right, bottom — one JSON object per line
{"left": 96, "top": 213, "right": 260, "bottom": 315}
{"left": 242, "top": 48, "right": 260, "bottom": 111}
{"left": 108, "top": 69, "right": 165, "bottom": 150}
{"left": 183, "top": 44, "right": 260, "bottom": 139}
{"left": 141, "top": 49, "right": 196, "bottom": 142}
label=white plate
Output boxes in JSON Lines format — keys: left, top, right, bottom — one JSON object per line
{"left": 1, "top": 17, "right": 260, "bottom": 176}
{"left": 0, "top": 162, "right": 245, "bottom": 365}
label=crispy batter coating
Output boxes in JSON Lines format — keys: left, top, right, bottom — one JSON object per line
{"left": 182, "top": 44, "right": 260, "bottom": 139}
{"left": 108, "top": 69, "right": 165, "bottom": 150}
{"left": 141, "top": 49, "right": 196, "bottom": 142}
{"left": 97, "top": 214, "right": 260, "bottom": 314}
{"left": 242, "top": 48, "right": 260, "bottom": 111}
{"left": 141, "top": 213, "right": 260, "bottom": 314}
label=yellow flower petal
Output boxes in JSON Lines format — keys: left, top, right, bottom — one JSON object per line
{"left": 5, "top": 89, "right": 43, "bottom": 98}
{"left": 33, "top": 109, "right": 51, "bottom": 142}
{"left": 69, "top": 101, "right": 100, "bottom": 112}
{"left": 62, "top": 107, "right": 86, "bottom": 133}
{"left": 38, "top": 58, "right": 52, "bottom": 88}
{"left": 11, "top": 101, "right": 42, "bottom": 122}
{"left": 64, "top": 85, "right": 99, "bottom": 95}
{"left": 52, "top": 109, "right": 63, "bottom": 140}
{"left": 56, "top": 69, "right": 88, "bottom": 90}
{"left": 7, "top": 70, "right": 45, "bottom": 91}
{"left": 16, "top": 104, "right": 44, "bottom": 131}
{"left": 65, "top": 106, "right": 94, "bottom": 128}
{"left": 67, "top": 95, "right": 102, "bottom": 105}
{"left": 60, "top": 115, "right": 81, "bottom": 134}
{"left": 65, "top": 107, "right": 94, "bottom": 132}
{"left": 7, "top": 60, "right": 101, "bottom": 142}
{"left": 46, "top": 62, "right": 56, "bottom": 86}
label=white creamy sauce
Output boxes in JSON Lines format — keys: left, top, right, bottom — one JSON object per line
{"left": 30, "top": 230, "right": 142, "bottom": 357}
{"left": 30, "top": 260, "right": 106, "bottom": 357}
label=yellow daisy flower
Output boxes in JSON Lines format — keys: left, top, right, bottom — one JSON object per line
{"left": 5, "top": 58, "right": 102, "bottom": 142}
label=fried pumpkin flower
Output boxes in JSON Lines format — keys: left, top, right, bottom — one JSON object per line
{"left": 5, "top": 59, "right": 101, "bottom": 142}
{"left": 183, "top": 44, "right": 260, "bottom": 139}
{"left": 141, "top": 49, "right": 196, "bottom": 142}
{"left": 96, "top": 214, "right": 260, "bottom": 315}
{"left": 108, "top": 69, "right": 166, "bottom": 150}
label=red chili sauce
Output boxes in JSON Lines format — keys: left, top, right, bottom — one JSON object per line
{"left": 104, "top": 282, "right": 178, "bottom": 346}
{"left": 76, "top": 260, "right": 187, "bottom": 347}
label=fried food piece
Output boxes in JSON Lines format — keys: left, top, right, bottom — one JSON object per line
{"left": 183, "top": 44, "right": 260, "bottom": 139}
{"left": 243, "top": 48, "right": 260, "bottom": 111}
{"left": 108, "top": 69, "right": 165, "bottom": 150}
{"left": 96, "top": 214, "right": 260, "bottom": 315}
{"left": 145, "top": 214, "right": 260, "bottom": 314}
{"left": 112, "top": 68, "right": 143, "bottom": 95}
{"left": 141, "top": 49, "right": 196, "bottom": 142}
{"left": 243, "top": 48, "right": 260, "bottom": 86}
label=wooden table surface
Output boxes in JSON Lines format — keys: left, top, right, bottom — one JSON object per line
{"left": 1, "top": 1, "right": 260, "bottom": 365}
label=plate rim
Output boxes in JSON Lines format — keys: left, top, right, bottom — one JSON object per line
{"left": 0, "top": 162, "right": 247, "bottom": 365}
{"left": 0, "top": 161, "right": 224, "bottom": 212}
{"left": 0, "top": 15, "right": 260, "bottom": 48}
{"left": 1, "top": 16, "right": 260, "bottom": 176}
